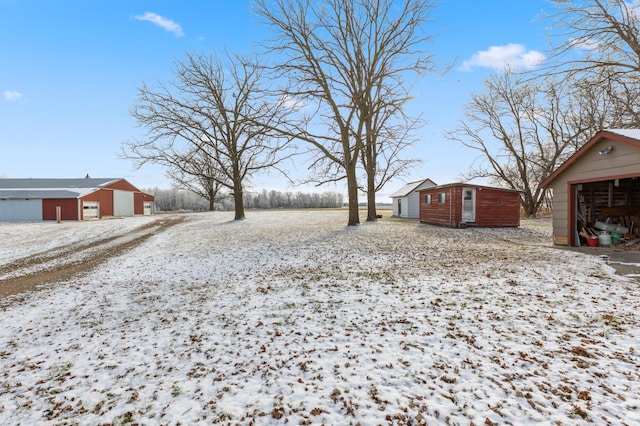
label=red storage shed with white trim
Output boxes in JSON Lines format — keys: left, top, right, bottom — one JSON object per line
{"left": 419, "top": 183, "right": 521, "bottom": 228}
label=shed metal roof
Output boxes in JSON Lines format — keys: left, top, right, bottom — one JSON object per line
{"left": 0, "top": 178, "right": 120, "bottom": 189}
{"left": 0, "top": 190, "right": 83, "bottom": 199}
{"left": 389, "top": 179, "right": 437, "bottom": 198}
{"left": 0, "top": 178, "right": 125, "bottom": 200}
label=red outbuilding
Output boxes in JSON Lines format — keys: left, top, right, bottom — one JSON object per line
{"left": 419, "top": 183, "right": 521, "bottom": 228}
{"left": 0, "top": 178, "right": 155, "bottom": 222}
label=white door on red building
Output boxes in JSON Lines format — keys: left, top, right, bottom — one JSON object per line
{"left": 461, "top": 188, "right": 476, "bottom": 222}
{"left": 82, "top": 201, "right": 99, "bottom": 220}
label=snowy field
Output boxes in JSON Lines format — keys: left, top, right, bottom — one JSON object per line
{"left": 1, "top": 210, "right": 639, "bottom": 425}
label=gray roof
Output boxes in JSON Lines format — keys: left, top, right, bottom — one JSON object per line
{"left": 0, "top": 190, "right": 82, "bottom": 199}
{"left": 0, "top": 178, "right": 123, "bottom": 200}
{"left": 0, "top": 178, "right": 120, "bottom": 189}
{"left": 390, "top": 179, "right": 437, "bottom": 198}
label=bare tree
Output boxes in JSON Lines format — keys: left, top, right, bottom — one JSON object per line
{"left": 358, "top": 101, "right": 424, "bottom": 221}
{"left": 165, "top": 146, "right": 227, "bottom": 211}
{"left": 545, "top": 0, "right": 640, "bottom": 77}
{"left": 568, "top": 65, "right": 640, "bottom": 129}
{"left": 446, "top": 70, "right": 594, "bottom": 217}
{"left": 122, "top": 52, "right": 293, "bottom": 220}
{"left": 542, "top": 0, "right": 640, "bottom": 127}
{"left": 255, "top": 0, "right": 435, "bottom": 225}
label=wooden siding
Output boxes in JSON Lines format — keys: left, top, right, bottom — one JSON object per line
{"left": 42, "top": 199, "right": 78, "bottom": 220}
{"left": 474, "top": 188, "right": 521, "bottom": 227}
{"left": 420, "top": 185, "right": 520, "bottom": 228}
{"left": 419, "top": 186, "right": 460, "bottom": 227}
{"left": 557, "top": 138, "right": 640, "bottom": 183}
{"left": 547, "top": 136, "right": 640, "bottom": 245}
{"left": 551, "top": 188, "right": 569, "bottom": 244}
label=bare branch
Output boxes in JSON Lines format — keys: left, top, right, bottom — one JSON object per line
{"left": 122, "top": 51, "right": 293, "bottom": 220}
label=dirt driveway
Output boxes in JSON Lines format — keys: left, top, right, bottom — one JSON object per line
{"left": 0, "top": 216, "right": 185, "bottom": 300}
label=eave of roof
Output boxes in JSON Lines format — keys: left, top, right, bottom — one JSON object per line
{"left": 418, "top": 182, "right": 523, "bottom": 193}
{"left": 540, "top": 129, "right": 640, "bottom": 188}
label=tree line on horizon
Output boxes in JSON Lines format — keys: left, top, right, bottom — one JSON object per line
{"left": 147, "top": 187, "right": 344, "bottom": 212}
{"left": 123, "top": 0, "right": 640, "bottom": 223}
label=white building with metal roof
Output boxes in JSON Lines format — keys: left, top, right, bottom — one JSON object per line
{"left": 389, "top": 178, "right": 437, "bottom": 218}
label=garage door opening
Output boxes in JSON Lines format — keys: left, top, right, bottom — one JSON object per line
{"left": 574, "top": 177, "right": 640, "bottom": 246}
{"left": 83, "top": 201, "right": 100, "bottom": 220}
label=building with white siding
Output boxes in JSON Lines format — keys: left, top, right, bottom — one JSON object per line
{"left": 389, "top": 179, "right": 437, "bottom": 219}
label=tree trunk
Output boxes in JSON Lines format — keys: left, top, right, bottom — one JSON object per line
{"left": 208, "top": 186, "right": 216, "bottom": 211}
{"left": 366, "top": 169, "right": 377, "bottom": 222}
{"left": 233, "top": 182, "right": 245, "bottom": 220}
{"left": 521, "top": 194, "right": 537, "bottom": 218}
{"left": 346, "top": 162, "right": 360, "bottom": 226}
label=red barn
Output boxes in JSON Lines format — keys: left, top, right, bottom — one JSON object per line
{"left": 419, "top": 183, "right": 521, "bottom": 228}
{"left": 0, "top": 178, "right": 155, "bottom": 222}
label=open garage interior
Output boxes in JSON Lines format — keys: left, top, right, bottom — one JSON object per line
{"left": 575, "top": 177, "right": 640, "bottom": 246}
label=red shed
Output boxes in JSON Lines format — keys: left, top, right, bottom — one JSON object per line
{"left": 419, "top": 183, "right": 521, "bottom": 228}
{"left": 0, "top": 178, "right": 155, "bottom": 221}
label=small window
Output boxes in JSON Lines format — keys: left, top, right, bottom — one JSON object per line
{"left": 424, "top": 194, "right": 431, "bottom": 204}
{"left": 438, "top": 192, "right": 446, "bottom": 204}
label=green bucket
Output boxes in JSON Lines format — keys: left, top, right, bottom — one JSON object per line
{"left": 611, "top": 231, "right": 621, "bottom": 244}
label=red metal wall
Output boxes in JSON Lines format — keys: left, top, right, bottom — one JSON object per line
{"left": 80, "top": 189, "right": 114, "bottom": 218}
{"left": 104, "top": 179, "right": 139, "bottom": 192}
{"left": 134, "top": 192, "right": 155, "bottom": 215}
{"left": 42, "top": 199, "right": 79, "bottom": 221}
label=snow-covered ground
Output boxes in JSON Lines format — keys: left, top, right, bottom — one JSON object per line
{"left": 1, "top": 210, "right": 639, "bottom": 425}
{"left": 0, "top": 215, "right": 160, "bottom": 265}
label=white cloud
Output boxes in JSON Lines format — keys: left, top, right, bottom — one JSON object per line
{"left": 461, "top": 43, "right": 545, "bottom": 72}
{"left": 569, "top": 37, "right": 602, "bottom": 51}
{"left": 3, "top": 90, "right": 23, "bottom": 101}
{"left": 280, "top": 94, "right": 306, "bottom": 112}
{"left": 134, "top": 12, "right": 183, "bottom": 37}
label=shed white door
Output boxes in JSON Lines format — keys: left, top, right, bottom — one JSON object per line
{"left": 82, "top": 201, "right": 99, "bottom": 220}
{"left": 0, "top": 199, "right": 42, "bottom": 221}
{"left": 143, "top": 201, "right": 153, "bottom": 216}
{"left": 113, "top": 190, "right": 134, "bottom": 217}
{"left": 461, "top": 188, "right": 476, "bottom": 222}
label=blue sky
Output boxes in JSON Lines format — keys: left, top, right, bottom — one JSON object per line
{"left": 1, "top": 0, "right": 552, "bottom": 199}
